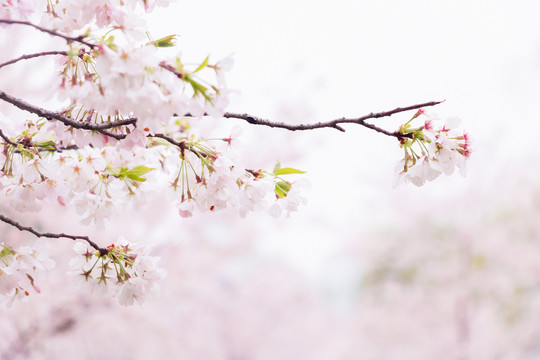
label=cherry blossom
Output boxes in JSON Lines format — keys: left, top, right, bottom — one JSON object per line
{"left": 0, "top": 242, "right": 55, "bottom": 306}
{"left": 68, "top": 238, "right": 166, "bottom": 305}
{"left": 394, "top": 110, "right": 472, "bottom": 187}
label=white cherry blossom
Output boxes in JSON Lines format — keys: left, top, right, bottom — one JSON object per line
{"left": 395, "top": 111, "right": 471, "bottom": 187}
{"left": 68, "top": 238, "right": 166, "bottom": 305}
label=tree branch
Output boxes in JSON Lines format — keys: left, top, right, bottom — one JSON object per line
{"left": 1, "top": 87, "right": 442, "bottom": 149}
{"left": 0, "top": 90, "right": 136, "bottom": 139}
{"left": 149, "top": 133, "right": 213, "bottom": 159}
{"left": 0, "top": 128, "right": 78, "bottom": 153}
{"left": 0, "top": 19, "right": 96, "bottom": 48}
{"left": 222, "top": 100, "right": 444, "bottom": 139}
{"left": 0, "top": 51, "right": 68, "bottom": 70}
{"left": 0, "top": 128, "right": 20, "bottom": 148}
{"left": 150, "top": 133, "right": 185, "bottom": 150}
{"left": 0, "top": 214, "right": 107, "bottom": 255}
{"left": 159, "top": 62, "right": 183, "bottom": 79}
{"left": 1, "top": 126, "right": 202, "bottom": 157}
{"left": 31, "top": 144, "right": 78, "bottom": 153}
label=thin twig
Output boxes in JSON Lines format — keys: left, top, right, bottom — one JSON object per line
{"left": 222, "top": 100, "right": 444, "bottom": 139}
{"left": 149, "top": 133, "right": 211, "bottom": 159}
{"left": 28, "top": 144, "right": 79, "bottom": 153}
{"left": 0, "top": 19, "right": 96, "bottom": 48}
{"left": 159, "top": 62, "right": 183, "bottom": 79}
{"left": 2, "top": 127, "right": 201, "bottom": 157}
{"left": 1, "top": 128, "right": 80, "bottom": 153}
{"left": 2, "top": 128, "right": 198, "bottom": 155}
{"left": 0, "top": 214, "right": 107, "bottom": 255}
{"left": 150, "top": 133, "right": 185, "bottom": 149}
{"left": 0, "top": 129, "right": 20, "bottom": 147}
{"left": 0, "top": 90, "right": 136, "bottom": 140}
{"left": 0, "top": 51, "right": 68, "bottom": 70}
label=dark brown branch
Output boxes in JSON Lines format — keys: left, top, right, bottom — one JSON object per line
{"left": 0, "top": 90, "right": 136, "bottom": 139}
{"left": 1, "top": 86, "right": 441, "bottom": 148}
{"left": 222, "top": 100, "right": 444, "bottom": 139}
{"left": 2, "top": 128, "right": 204, "bottom": 157}
{"left": 33, "top": 144, "right": 79, "bottom": 153}
{"left": 1, "top": 128, "right": 81, "bottom": 153}
{"left": 0, "top": 214, "right": 107, "bottom": 255}
{"left": 0, "top": 51, "right": 68, "bottom": 70}
{"left": 3, "top": 128, "right": 197, "bottom": 155}
{"left": 150, "top": 133, "right": 185, "bottom": 150}
{"left": 159, "top": 62, "right": 183, "bottom": 79}
{"left": 148, "top": 133, "right": 211, "bottom": 159}
{"left": 0, "top": 128, "right": 20, "bottom": 147}
{"left": 0, "top": 128, "right": 45, "bottom": 151}
{"left": 0, "top": 19, "right": 96, "bottom": 48}
{"left": 95, "top": 129, "right": 126, "bottom": 140}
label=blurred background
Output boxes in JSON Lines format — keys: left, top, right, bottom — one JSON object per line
{"left": 1, "top": 0, "right": 540, "bottom": 359}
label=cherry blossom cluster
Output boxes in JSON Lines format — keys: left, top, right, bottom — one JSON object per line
{"left": 0, "top": 118, "right": 307, "bottom": 224}
{"left": 1, "top": 0, "right": 307, "bottom": 224}
{"left": 394, "top": 109, "right": 472, "bottom": 187}
{"left": 169, "top": 130, "right": 309, "bottom": 219}
{"left": 0, "top": 242, "right": 55, "bottom": 306}
{"left": 0, "top": 0, "right": 471, "bottom": 307}
{"left": 68, "top": 238, "right": 166, "bottom": 306}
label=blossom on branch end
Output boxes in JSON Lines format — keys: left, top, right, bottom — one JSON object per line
{"left": 394, "top": 112, "right": 472, "bottom": 187}
{"left": 68, "top": 238, "right": 166, "bottom": 306}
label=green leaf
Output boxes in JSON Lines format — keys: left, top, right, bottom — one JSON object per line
{"left": 275, "top": 181, "right": 291, "bottom": 198}
{"left": 36, "top": 140, "right": 56, "bottom": 150}
{"left": 275, "top": 184, "right": 285, "bottom": 198}
{"left": 125, "top": 165, "right": 154, "bottom": 182}
{"left": 272, "top": 162, "right": 281, "bottom": 174}
{"left": 126, "top": 174, "right": 146, "bottom": 182}
{"left": 109, "top": 165, "right": 154, "bottom": 182}
{"left": 189, "top": 79, "right": 208, "bottom": 94}
{"left": 274, "top": 167, "right": 306, "bottom": 176}
{"left": 188, "top": 79, "right": 212, "bottom": 102}
{"left": 104, "top": 36, "right": 117, "bottom": 51}
{"left": 193, "top": 56, "right": 209, "bottom": 73}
